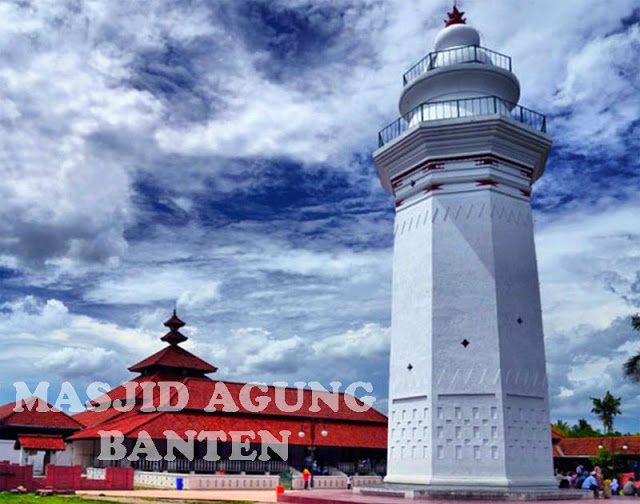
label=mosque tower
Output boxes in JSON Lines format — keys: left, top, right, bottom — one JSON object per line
{"left": 374, "top": 4, "right": 556, "bottom": 487}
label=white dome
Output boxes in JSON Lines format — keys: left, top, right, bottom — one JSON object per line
{"left": 434, "top": 24, "right": 480, "bottom": 51}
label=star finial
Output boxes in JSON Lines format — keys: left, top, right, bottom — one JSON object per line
{"left": 445, "top": 3, "right": 466, "bottom": 26}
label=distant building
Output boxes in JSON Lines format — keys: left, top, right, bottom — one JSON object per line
{"left": 552, "top": 426, "right": 640, "bottom": 471}
{"left": 0, "top": 397, "right": 82, "bottom": 473}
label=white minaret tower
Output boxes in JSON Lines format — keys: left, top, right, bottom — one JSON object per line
{"left": 374, "top": 5, "right": 556, "bottom": 488}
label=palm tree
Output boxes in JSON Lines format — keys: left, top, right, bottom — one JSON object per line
{"left": 590, "top": 391, "right": 622, "bottom": 434}
{"left": 623, "top": 314, "right": 640, "bottom": 382}
{"left": 553, "top": 419, "right": 570, "bottom": 436}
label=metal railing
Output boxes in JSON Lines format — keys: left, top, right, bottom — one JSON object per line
{"left": 128, "top": 458, "right": 289, "bottom": 475}
{"left": 336, "top": 461, "right": 387, "bottom": 475}
{"left": 378, "top": 95, "right": 546, "bottom": 147}
{"left": 403, "top": 45, "right": 512, "bottom": 86}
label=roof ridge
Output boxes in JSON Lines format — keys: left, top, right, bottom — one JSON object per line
{"left": 0, "top": 396, "right": 85, "bottom": 428}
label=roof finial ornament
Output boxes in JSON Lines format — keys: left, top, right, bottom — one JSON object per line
{"left": 161, "top": 309, "right": 188, "bottom": 346}
{"left": 445, "top": 2, "right": 466, "bottom": 27}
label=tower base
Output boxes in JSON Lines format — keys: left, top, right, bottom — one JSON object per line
{"left": 356, "top": 484, "right": 589, "bottom": 501}
{"left": 277, "top": 487, "right": 590, "bottom": 503}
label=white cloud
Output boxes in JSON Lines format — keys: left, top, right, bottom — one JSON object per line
{"left": 312, "top": 323, "right": 389, "bottom": 358}
{"left": 535, "top": 201, "right": 640, "bottom": 429}
{"left": 0, "top": 0, "right": 639, "bottom": 427}
{"left": 0, "top": 296, "right": 159, "bottom": 384}
{"left": 537, "top": 201, "right": 640, "bottom": 335}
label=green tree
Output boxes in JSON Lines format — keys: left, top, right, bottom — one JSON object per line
{"left": 570, "top": 418, "right": 601, "bottom": 438}
{"left": 623, "top": 314, "right": 640, "bottom": 382}
{"left": 591, "top": 447, "right": 615, "bottom": 479}
{"left": 553, "top": 419, "right": 570, "bottom": 436}
{"left": 590, "top": 391, "right": 622, "bottom": 434}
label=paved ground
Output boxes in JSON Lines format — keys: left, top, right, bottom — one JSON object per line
{"left": 276, "top": 489, "right": 602, "bottom": 504}
{"left": 76, "top": 489, "right": 277, "bottom": 503}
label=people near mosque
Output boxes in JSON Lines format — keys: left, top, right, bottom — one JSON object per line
{"left": 555, "top": 470, "right": 570, "bottom": 488}
{"left": 581, "top": 471, "right": 600, "bottom": 497}
{"left": 623, "top": 478, "right": 637, "bottom": 496}
{"left": 568, "top": 471, "right": 578, "bottom": 488}
{"left": 610, "top": 477, "right": 619, "bottom": 494}
{"left": 574, "top": 465, "right": 587, "bottom": 489}
{"left": 302, "top": 468, "right": 311, "bottom": 490}
{"left": 593, "top": 466, "right": 604, "bottom": 494}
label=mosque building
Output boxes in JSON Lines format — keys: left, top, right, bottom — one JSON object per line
{"left": 1, "top": 313, "right": 387, "bottom": 477}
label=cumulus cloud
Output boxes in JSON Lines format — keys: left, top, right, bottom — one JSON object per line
{"left": 0, "top": 0, "right": 639, "bottom": 426}
{"left": 0, "top": 296, "right": 158, "bottom": 387}
{"left": 536, "top": 201, "right": 640, "bottom": 431}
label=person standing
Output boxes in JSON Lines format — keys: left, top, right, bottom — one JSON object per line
{"left": 623, "top": 478, "right": 637, "bottom": 496}
{"left": 303, "top": 468, "right": 311, "bottom": 490}
{"left": 611, "top": 477, "right": 619, "bottom": 494}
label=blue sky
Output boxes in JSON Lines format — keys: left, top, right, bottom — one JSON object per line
{"left": 0, "top": 0, "right": 639, "bottom": 433}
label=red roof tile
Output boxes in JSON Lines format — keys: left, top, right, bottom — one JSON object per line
{"left": 68, "top": 374, "right": 388, "bottom": 447}
{"left": 0, "top": 397, "right": 84, "bottom": 430}
{"left": 71, "top": 411, "right": 387, "bottom": 449}
{"left": 75, "top": 375, "right": 169, "bottom": 428}
{"left": 128, "top": 345, "right": 217, "bottom": 374}
{"left": 557, "top": 436, "right": 640, "bottom": 457}
{"left": 180, "top": 378, "right": 388, "bottom": 424}
{"left": 17, "top": 434, "right": 66, "bottom": 451}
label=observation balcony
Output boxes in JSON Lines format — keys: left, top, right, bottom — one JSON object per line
{"left": 378, "top": 95, "right": 546, "bottom": 147}
{"left": 403, "top": 45, "right": 512, "bottom": 86}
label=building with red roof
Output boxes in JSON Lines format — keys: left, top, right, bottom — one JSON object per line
{"left": 0, "top": 396, "right": 84, "bottom": 473}
{"left": 67, "top": 312, "right": 388, "bottom": 475}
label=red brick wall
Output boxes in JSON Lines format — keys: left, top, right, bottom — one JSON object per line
{"left": 0, "top": 461, "right": 36, "bottom": 491}
{"left": 0, "top": 462, "right": 133, "bottom": 491}
{"left": 104, "top": 467, "right": 134, "bottom": 490}
{"left": 45, "top": 465, "right": 82, "bottom": 490}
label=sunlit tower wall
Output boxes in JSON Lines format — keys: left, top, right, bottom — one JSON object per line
{"left": 373, "top": 6, "right": 556, "bottom": 487}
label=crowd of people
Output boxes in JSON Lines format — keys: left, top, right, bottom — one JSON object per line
{"left": 555, "top": 465, "right": 640, "bottom": 497}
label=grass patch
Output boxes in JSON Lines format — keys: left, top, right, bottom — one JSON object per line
{"left": 0, "top": 495, "right": 251, "bottom": 504}
{"left": 0, "top": 496, "right": 119, "bottom": 504}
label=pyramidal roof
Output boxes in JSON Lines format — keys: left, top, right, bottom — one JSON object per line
{"left": 128, "top": 312, "right": 217, "bottom": 376}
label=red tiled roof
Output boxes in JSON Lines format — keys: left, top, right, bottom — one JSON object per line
{"left": 552, "top": 443, "right": 563, "bottom": 457}
{"left": 17, "top": 434, "right": 66, "bottom": 451}
{"left": 68, "top": 375, "right": 388, "bottom": 447}
{"left": 74, "top": 375, "right": 168, "bottom": 428}
{"left": 128, "top": 345, "right": 217, "bottom": 374}
{"left": 556, "top": 436, "right": 640, "bottom": 457}
{"left": 180, "top": 378, "right": 388, "bottom": 424}
{"left": 71, "top": 376, "right": 385, "bottom": 426}
{"left": 70, "top": 411, "right": 387, "bottom": 449}
{"left": 0, "top": 397, "right": 84, "bottom": 430}
{"left": 74, "top": 403, "right": 131, "bottom": 429}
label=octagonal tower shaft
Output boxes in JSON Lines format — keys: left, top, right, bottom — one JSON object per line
{"left": 373, "top": 13, "right": 555, "bottom": 488}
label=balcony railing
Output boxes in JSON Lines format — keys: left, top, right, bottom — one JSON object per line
{"left": 403, "top": 45, "right": 512, "bottom": 86}
{"left": 377, "top": 95, "right": 546, "bottom": 147}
